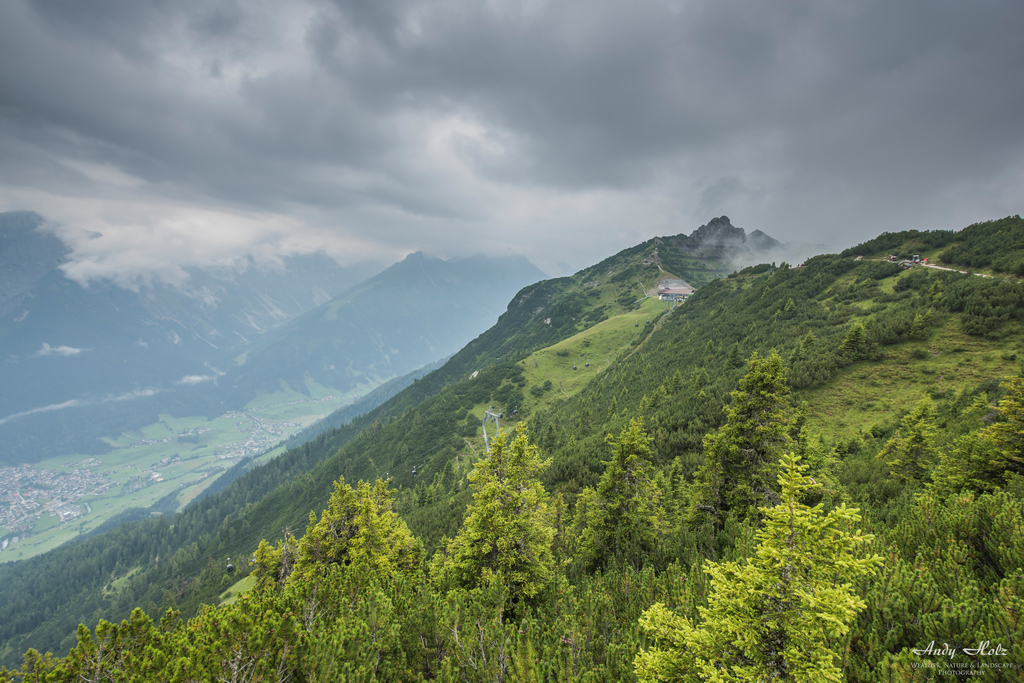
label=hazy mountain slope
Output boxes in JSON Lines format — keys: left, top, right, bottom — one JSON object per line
{"left": 0, "top": 212, "right": 381, "bottom": 463}
{"left": 0, "top": 211, "right": 69, "bottom": 315}
{"left": 283, "top": 356, "right": 450, "bottom": 450}
{"left": 251, "top": 219, "right": 757, "bottom": 447}
{"left": 223, "top": 252, "right": 546, "bottom": 404}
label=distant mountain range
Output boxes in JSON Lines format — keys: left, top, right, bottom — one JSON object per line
{"left": 0, "top": 211, "right": 791, "bottom": 464}
{"left": 0, "top": 211, "right": 544, "bottom": 463}
{"left": 224, "top": 251, "right": 545, "bottom": 404}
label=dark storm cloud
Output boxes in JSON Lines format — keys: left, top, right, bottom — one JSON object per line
{"left": 1, "top": 0, "right": 1021, "bottom": 281}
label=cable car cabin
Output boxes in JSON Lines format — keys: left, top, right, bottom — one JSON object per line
{"left": 572, "top": 364, "right": 577, "bottom": 370}
{"left": 585, "top": 362, "right": 590, "bottom": 367}
{"left": 226, "top": 558, "right": 235, "bottom": 573}
{"left": 635, "top": 322, "right": 639, "bottom": 327}
{"left": 411, "top": 466, "right": 417, "bottom": 477}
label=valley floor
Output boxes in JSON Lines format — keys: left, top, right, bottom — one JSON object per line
{"left": 0, "top": 383, "right": 365, "bottom": 563}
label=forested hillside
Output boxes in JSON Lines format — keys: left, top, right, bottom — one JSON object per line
{"left": 0, "top": 226, "right": 713, "bottom": 663}
{"left": 2, "top": 217, "right": 1023, "bottom": 680}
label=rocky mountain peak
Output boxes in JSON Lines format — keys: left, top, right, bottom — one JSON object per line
{"left": 688, "top": 216, "right": 747, "bottom": 246}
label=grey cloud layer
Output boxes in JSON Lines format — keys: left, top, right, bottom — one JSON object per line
{"left": 1, "top": 0, "right": 1021, "bottom": 281}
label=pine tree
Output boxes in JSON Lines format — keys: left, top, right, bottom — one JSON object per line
{"left": 431, "top": 425, "right": 554, "bottom": 603}
{"left": 878, "top": 399, "right": 938, "bottom": 481}
{"left": 690, "top": 350, "right": 793, "bottom": 523}
{"left": 983, "top": 376, "right": 1024, "bottom": 478}
{"left": 180, "top": 589, "right": 303, "bottom": 682}
{"left": 293, "top": 477, "right": 417, "bottom": 581}
{"left": 253, "top": 531, "right": 298, "bottom": 590}
{"left": 575, "top": 418, "right": 667, "bottom": 571}
{"left": 691, "top": 366, "right": 709, "bottom": 396}
{"left": 347, "top": 479, "right": 420, "bottom": 574}
{"left": 909, "top": 308, "right": 933, "bottom": 339}
{"left": 727, "top": 342, "right": 743, "bottom": 368}
{"left": 933, "top": 376, "right": 1024, "bottom": 494}
{"left": 294, "top": 478, "right": 360, "bottom": 578}
{"left": 931, "top": 432, "right": 1003, "bottom": 495}
{"left": 636, "top": 452, "right": 882, "bottom": 682}
{"left": 671, "top": 369, "right": 684, "bottom": 394}
{"left": 252, "top": 538, "right": 285, "bottom": 591}
{"left": 840, "top": 322, "right": 867, "bottom": 357}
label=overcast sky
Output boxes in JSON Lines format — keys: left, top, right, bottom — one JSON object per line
{"left": 2, "top": 0, "right": 1022, "bottom": 284}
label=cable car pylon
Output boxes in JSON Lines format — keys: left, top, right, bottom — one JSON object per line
{"left": 482, "top": 406, "right": 501, "bottom": 453}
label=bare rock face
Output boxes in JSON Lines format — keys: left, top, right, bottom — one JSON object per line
{"left": 687, "top": 216, "right": 783, "bottom": 251}
{"left": 688, "top": 216, "right": 749, "bottom": 247}
{"left": 661, "top": 216, "right": 784, "bottom": 265}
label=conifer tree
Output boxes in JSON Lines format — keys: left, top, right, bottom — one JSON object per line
{"left": 840, "top": 322, "right": 867, "bottom": 357}
{"left": 878, "top": 399, "right": 938, "bottom": 481}
{"left": 252, "top": 538, "right": 285, "bottom": 591}
{"left": 727, "top": 341, "right": 743, "bottom": 368}
{"left": 253, "top": 531, "right": 299, "bottom": 589}
{"left": 671, "top": 369, "right": 684, "bottom": 393}
{"left": 294, "top": 478, "right": 360, "bottom": 577}
{"left": 636, "top": 452, "right": 882, "bottom": 682}
{"left": 431, "top": 425, "right": 554, "bottom": 603}
{"left": 931, "top": 432, "right": 1002, "bottom": 495}
{"left": 983, "top": 376, "right": 1024, "bottom": 478}
{"left": 934, "top": 376, "right": 1024, "bottom": 493}
{"left": 293, "top": 477, "right": 417, "bottom": 581}
{"left": 691, "top": 366, "right": 709, "bottom": 394}
{"left": 346, "top": 479, "right": 420, "bottom": 575}
{"left": 691, "top": 350, "right": 793, "bottom": 523}
{"left": 575, "top": 418, "right": 667, "bottom": 571}
{"left": 181, "top": 590, "right": 303, "bottom": 682}
{"left": 909, "top": 308, "right": 933, "bottom": 339}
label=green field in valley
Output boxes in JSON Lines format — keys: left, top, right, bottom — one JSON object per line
{"left": 0, "top": 380, "right": 371, "bottom": 563}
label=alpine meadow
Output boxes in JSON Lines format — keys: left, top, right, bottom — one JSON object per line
{"left": 0, "top": 216, "right": 1022, "bottom": 681}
